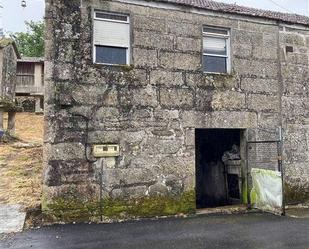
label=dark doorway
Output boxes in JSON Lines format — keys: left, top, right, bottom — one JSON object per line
{"left": 195, "top": 129, "right": 243, "bottom": 209}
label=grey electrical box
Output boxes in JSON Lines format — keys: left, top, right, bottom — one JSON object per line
{"left": 93, "top": 144, "right": 120, "bottom": 157}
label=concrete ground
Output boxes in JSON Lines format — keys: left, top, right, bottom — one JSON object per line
{"left": 0, "top": 205, "right": 26, "bottom": 234}
{"left": 1, "top": 213, "right": 308, "bottom": 249}
{"left": 286, "top": 206, "right": 309, "bottom": 218}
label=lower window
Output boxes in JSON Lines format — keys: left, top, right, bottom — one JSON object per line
{"left": 95, "top": 45, "right": 127, "bottom": 65}
{"left": 203, "top": 55, "right": 227, "bottom": 73}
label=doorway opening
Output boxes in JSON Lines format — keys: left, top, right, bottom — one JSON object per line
{"left": 195, "top": 129, "right": 245, "bottom": 209}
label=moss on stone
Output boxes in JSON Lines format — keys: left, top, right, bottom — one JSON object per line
{"left": 0, "top": 97, "right": 23, "bottom": 112}
{"left": 242, "top": 180, "right": 248, "bottom": 204}
{"left": 103, "top": 190, "right": 196, "bottom": 218}
{"left": 43, "top": 198, "right": 100, "bottom": 222}
{"left": 211, "top": 73, "right": 235, "bottom": 80}
{"left": 284, "top": 182, "right": 309, "bottom": 204}
{"left": 43, "top": 190, "right": 196, "bottom": 222}
{"left": 120, "top": 64, "right": 134, "bottom": 71}
{"left": 0, "top": 38, "right": 14, "bottom": 47}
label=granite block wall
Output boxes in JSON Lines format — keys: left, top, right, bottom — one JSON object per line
{"left": 43, "top": 0, "right": 309, "bottom": 220}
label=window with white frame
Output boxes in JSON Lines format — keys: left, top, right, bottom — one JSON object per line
{"left": 203, "top": 26, "right": 230, "bottom": 73}
{"left": 93, "top": 11, "right": 130, "bottom": 65}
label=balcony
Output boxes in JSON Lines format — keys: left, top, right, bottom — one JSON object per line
{"left": 16, "top": 74, "right": 44, "bottom": 95}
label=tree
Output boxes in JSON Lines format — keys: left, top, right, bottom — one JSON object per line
{"left": 10, "top": 21, "right": 45, "bottom": 57}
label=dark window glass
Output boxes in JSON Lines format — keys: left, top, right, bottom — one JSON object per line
{"left": 95, "top": 46, "right": 127, "bottom": 65}
{"left": 286, "top": 46, "right": 294, "bottom": 53}
{"left": 203, "top": 27, "right": 228, "bottom": 35}
{"left": 203, "top": 55, "right": 227, "bottom": 73}
{"left": 95, "top": 12, "right": 128, "bottom": 22}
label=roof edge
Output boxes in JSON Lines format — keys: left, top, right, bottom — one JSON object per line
{"left": 17, "top": 57, "right": 45, "bottom": 63}
{"left": 147, "top": 0, "right": 309, "bottom": 27}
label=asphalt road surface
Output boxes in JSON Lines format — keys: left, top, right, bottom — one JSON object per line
{"left": 1, "top": 213, "right": 308, "bottom": 249}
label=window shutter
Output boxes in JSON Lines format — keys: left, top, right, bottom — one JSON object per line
{"left": 203, "top": 36, "right": 227, "bottom": 55}
{"left": 94, "top": 20, "right": 130, "bottom": 47}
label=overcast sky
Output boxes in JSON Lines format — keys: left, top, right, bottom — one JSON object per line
{"left": 0, "top": 0, "right": 308, "bottom": 34}
{"left": 1, "top": 0, "right": 45, "bottom": 34}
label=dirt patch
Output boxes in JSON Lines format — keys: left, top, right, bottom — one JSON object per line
{"left": 0, "top": 146, "right": 43, "bottom": 208}
{"left": 0, "top": 113, "right": 43, "bottom": 211}
{"left": 10, "top": 113, "right": 43, "bottom": 143}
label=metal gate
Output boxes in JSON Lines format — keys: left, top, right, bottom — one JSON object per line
{"left": 245, "top": 127, "right": 285, "bottom": 215}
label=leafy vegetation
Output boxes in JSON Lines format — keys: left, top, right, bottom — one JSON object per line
{"left": 10, "top": 21, "right": 45, "bottom": 57}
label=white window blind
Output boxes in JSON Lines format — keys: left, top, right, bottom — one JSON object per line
{"left": 94, "top": 20, "right": 130, "bottom": 47}
{"left": 203, "top": 36, "right": 227, "bottom": 55}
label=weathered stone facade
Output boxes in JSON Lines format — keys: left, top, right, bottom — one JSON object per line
{"left": 0, "top": 39, "right": 19, "bottom": 132}
{"left": 44, "top": 0, "right": 309, "bottom": 221}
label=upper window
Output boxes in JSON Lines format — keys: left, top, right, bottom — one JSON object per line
{"left": 93, "top": 11, "right": 130, "bottom": 65}
{"left": 203, "top": 26, "right": 230, "bottom": 74}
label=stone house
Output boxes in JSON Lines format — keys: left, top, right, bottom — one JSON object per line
{"left": 43, "top": 0, "right": 309, "bottom": 221}
{"left": 16, "top": 57, "right": 45, "bottom": 113}
{"left": 0, "top": 38, "right": 20, "bottom": 135}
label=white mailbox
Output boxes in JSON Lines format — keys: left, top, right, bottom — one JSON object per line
{"left": 93, "top": 144, "right": 120, "bottom": 157}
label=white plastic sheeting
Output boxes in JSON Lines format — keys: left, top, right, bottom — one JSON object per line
{"left": 250, "top": 168, "right": 283, "bottom": 214}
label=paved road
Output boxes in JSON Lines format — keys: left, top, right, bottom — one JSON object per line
{"left": 1, "top": 213, "right": 308, "bottom": 249}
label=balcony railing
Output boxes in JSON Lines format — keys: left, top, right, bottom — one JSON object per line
{"left": 17, "top": 74, "right": 35, "bottom": 86}
{"left": 16, "top": 74, "right": 44, "bottom": 95}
